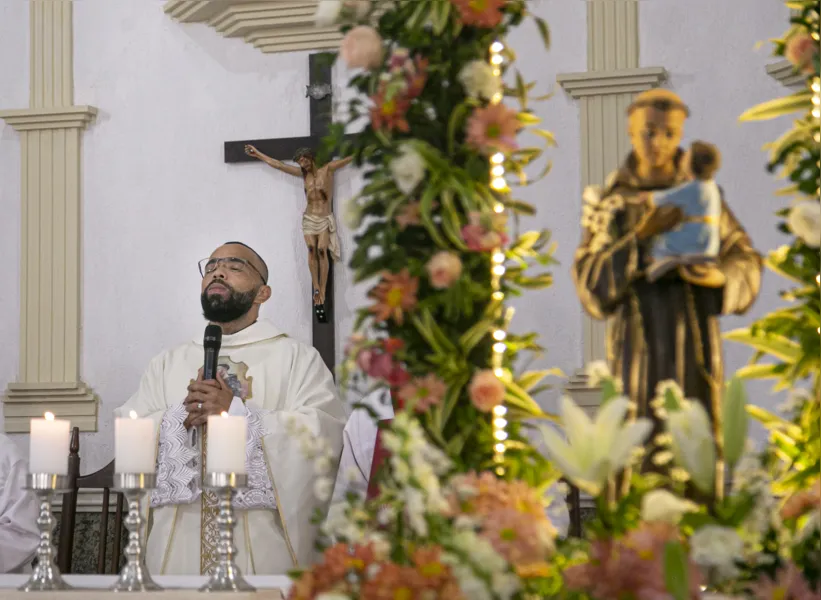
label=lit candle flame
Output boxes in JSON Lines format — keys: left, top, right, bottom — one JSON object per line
{"left": 220, "top": 411, "right": 229, "bottom": 418}
{"left": 129, "top": 410, "right": 138, "bottom": 419}
{"left": 44, "top": 412, "right": 55, "bottom": 421}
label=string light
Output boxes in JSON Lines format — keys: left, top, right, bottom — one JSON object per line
{"left": 489, "top": 38, "right": 509, "bottom": 474}
{"left": 812, "top": 77, "right": 821, "bottom": 119}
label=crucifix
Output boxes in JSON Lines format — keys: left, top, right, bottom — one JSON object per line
{"left": 224, "top": 52, "right": 352, "bottom": 376}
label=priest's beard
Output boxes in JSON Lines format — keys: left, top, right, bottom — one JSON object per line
{"left": 201, "top": 284, "right": 257, "bottom": 323}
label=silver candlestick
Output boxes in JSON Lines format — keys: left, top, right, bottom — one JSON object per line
{"left": 111, "top": 473, "right": 162, "bottom": 592}
{"left": 19, "top": 473, "right": 72, "bottom": 592}
{"left": 200, "top": 472, "right": 255, "bottom": 593}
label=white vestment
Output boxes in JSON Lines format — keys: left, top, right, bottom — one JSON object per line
{"left": 328, "top": 392, "right": 571, "bottom": 537}
{"left": 0, "top": 434, "right": 38, "bottom": 573}
{"left": 115, "top": 320, "right": 346, "bottom": 575}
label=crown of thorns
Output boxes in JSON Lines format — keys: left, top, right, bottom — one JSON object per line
{"left": 293, "top": 147, "right": 315, "bottom": 162}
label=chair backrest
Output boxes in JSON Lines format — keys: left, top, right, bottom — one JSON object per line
{"left": 57, "top": 427, "right": 126, "bottom": 574}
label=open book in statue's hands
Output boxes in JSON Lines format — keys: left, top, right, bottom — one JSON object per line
{"left": 647, "top": 179, "right": 722, "bottom": 282}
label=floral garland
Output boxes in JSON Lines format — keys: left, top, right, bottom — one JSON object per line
{"left": 729, "top": 0, "right": 820, "bottom": 395}
{"left": 324, "top": 0, "right": 558, "bottom": 482}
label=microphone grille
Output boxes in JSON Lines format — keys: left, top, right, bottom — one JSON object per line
{"left": 204, "top": 324, "right": 222, "bottom": 348}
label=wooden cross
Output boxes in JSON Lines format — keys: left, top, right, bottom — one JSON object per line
{"left": 224, "top": 52, "right": 346, "bottom": 377}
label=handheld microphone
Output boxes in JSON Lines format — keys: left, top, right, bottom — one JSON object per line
{"left": 203, "top": 324, "right": 222, "bottom": 381}
{"left": 192, "top": 325, "right": 223, "bottom": 453}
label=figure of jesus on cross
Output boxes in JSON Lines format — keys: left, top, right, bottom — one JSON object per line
{"left": 244, "top": 144, "right": 352, "bottom": 322}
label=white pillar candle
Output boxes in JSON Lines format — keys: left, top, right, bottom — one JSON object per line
{"left": 115, "top": 411, "right": 157, "bottom": 474}
{"left": 29, "top": 412, "right": 70, "bottom": 475}
{"left": 206, "top": 412, "right": 247, "bottom": 474}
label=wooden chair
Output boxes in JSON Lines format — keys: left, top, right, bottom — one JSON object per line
{"left": 565, "top": 480, "right": 583, "bottom": 537}
{"left": 57, "top": 427, "right": 126, "bottom": 574}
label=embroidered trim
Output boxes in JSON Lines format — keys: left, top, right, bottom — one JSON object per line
{"left": 235, "top": 406, "right": 277, "bottom": 510}
{"left": 262, "top": 437, "right": 299, "bottom": 568}
{"left": 151, "top": 404, "right": 199, "bottom": 508}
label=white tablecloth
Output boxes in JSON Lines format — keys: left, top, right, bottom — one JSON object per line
{"left": 0, "top": 574, "right": 291, "bottom": 592}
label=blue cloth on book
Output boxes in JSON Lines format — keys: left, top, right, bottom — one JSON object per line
{"left": 648, "top": 180, "right": 721, "bottom": 281}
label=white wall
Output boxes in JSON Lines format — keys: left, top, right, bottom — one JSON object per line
{"left": 0, "top": 0, "right": 28, "bottom": 455}
{"left": 0, "top": 0, "right": 795, "bottom": 468}
{"left": 641, "top": 0, "right": 795, "bottom": 436}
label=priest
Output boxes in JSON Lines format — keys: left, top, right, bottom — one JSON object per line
{"left": 115, "top": 242, "right": 346, "bottom": 576}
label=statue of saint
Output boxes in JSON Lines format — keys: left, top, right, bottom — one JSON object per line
{"left": 244, "top": 145, "right": 353, "bottom": 322}
{"left": 572, "top": 89, "right": 762, "bottom": 473}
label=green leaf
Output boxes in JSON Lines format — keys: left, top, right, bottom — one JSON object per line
{"left": 739, "top": 90, "right": 813, "bottom": 121}
{"left": 458, "top": 318, "right": 493, "bottom": 354}
{"left": 516, "top": 369, "right": 564, "bottom": 392}
{"left": 663, "top": 541, "right": 690, "bottom": 600}
{"left": 517, "top": 112, "right": 542, "bottom": 125}
{"left": 735, "top": 363, "right": 782, "bottom": 380}
{"left": 723, "top": 328, "right": 801, "bottom": 363}
{"left": 746, "top": 405, "right": 803, "bottom": 439}
{"left": 722, "top": 378, "right": 749, "bottom": 468}
{"left": 601, "top": 378, "right": 621, "bottom": 404}
{"left": 533, "top": 16, "right": 551, "bottom": 49}
{"left": 504, "top": 379, "right": 546, "bottom": 416}
{"left": 506, "top": 199, "right": 536, "bottom": 216}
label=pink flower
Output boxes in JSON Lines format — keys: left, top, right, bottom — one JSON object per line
{"left": 398, "top": 374, "right": 447, "bottom": 413}
{"left": 466, "top": 103, "right": 520, "bottom": 155}
{"left": 468, "top": 369, "right": 505, "bottom": 412}
{"left": 785, "top": 33, "right": 819, "bottom": 75}
{"left": 340, "top": 25, "right": 384, "bottom": 70}
{"left": 461, "top": 211, "right": 509, "bottom": 252}
{"left": 563, "top": 523, "right": 703, "bottom": 600}
{"left": 749, "top": 562, "right": 821, "bottom": 600}
{"left": 426, "top": 252, "right": 463, "bottom": 289}
{"left": 396, "top": 201, "right": 421, "bottom": 229}
{"left": 356, "top": 348, "right": 374, "bottom": 372}
{"left": 480, "top": 508, "right": 547, "bottom": 567}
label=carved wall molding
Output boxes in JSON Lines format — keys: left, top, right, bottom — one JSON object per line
{"left": 558, "top": 0, "right": 666, "bottom": 401}
{"left": 163, "top": 0, "right": 344, "bottom": 54}
{"left": 765, "top": 59, "right": 807, "bottom": 90}
{"left": 0, "top": 0, "right": 98, "bottom": 432}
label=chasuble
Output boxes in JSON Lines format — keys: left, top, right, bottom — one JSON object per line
{"left": 0, "top": 434, "right": 38, "bottom": 573}
{"left": 572, "top": 152, "right": 762, "bottom": 464}
{"left": 114, "top": 320, "right": 346, "bottom": 575}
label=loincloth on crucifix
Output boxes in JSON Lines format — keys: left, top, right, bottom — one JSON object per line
{"left": 301, "top": 213, "right": 341, "bottom": 262}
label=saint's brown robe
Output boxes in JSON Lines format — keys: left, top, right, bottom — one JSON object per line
{"left": 572, "top": 151, "right": 762, "bottom": 463}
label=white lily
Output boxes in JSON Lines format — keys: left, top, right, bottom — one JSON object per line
{"left": 641, "top": 489, "right": 699, "bottom": 523}
{"left": 540, "top": 395, "right": 652, "bottom": 495}
{"left": 667, "top": 399, "right": 716, "bottom": 494}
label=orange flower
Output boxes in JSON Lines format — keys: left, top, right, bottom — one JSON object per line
{"left": 781, "top": 481, "right": 821, "bottom": 520}
{"left": 412, "top": 545, "right": 452, "bottom": 590}
{"left": 785, "top": 33, "right": 819, "bottom": 75}
{"left": 466, "top": 103, "right": 520, "bottom": 155}
{"left": 368, "top": 269, "right": 419, "bottom": 324}
{"left": 481, "top": 507, "right": 548, "bottom": 567}
{"left": 451, "top": 0, "right": 506, "bottom": 28}
{"left": 361, "top": 562, "right": 420, "bottom": 600}
{"left": 516, "top": 561, "right": 552, "bottom": 579}
{"left": 398, "top": 373, "right": 448, "bottom": 413}
{"left": 370, "top": 86, "right": 411, "bottom": 133}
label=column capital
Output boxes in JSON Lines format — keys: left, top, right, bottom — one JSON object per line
{"left": 0, "top": 106, "right": 97, "bottom": 131}
{"left": 557, "top": 67, "right": 667, "bottom": 99}
{"left": 765, "top": 59, "right": 806, "bottom": 90}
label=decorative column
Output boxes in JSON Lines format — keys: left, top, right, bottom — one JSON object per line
{"left": 0, "top": 0, "right": 98, "bottom": 432}
{"left": 557, "top": 0, "right": 666, "bottom": 412}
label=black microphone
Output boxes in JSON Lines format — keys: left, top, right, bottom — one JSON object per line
{"left": 203, "top": 324, "right": 222, "bottom": 381}
{"left": 193, "top": 325, "right": 222, "bottom": 453}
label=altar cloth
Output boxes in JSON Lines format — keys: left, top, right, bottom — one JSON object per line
{"left": 0, "top": 575, "right": 289, "bottom": 598}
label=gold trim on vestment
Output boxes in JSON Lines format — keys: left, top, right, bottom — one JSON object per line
{"left": 200, "top": 426, "right": 220, "bottom": 575}
{"left": 160, "top": 506, "right": 180, "bottom": 575}
{"left": 261, "top": 438, "right": 299, "bottom": 568}
{"left": 244, "top": 512, "right": 256, "bottom": 575}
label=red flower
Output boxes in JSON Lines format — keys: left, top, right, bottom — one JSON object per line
{"left": 451, "top": 0, "right": 507, "bottom": 28}
{"left": 382, "top": 337, "right": 404, "bottom": 354}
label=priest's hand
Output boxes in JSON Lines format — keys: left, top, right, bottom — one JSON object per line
{"left": 635, "top": 204, "right": 684, "bottom": 242}
{"left": 184, "top": 371, "right": 234, "bottom": 428}
{"left": 679, "top": 263, "right": 727, "bottom": 288}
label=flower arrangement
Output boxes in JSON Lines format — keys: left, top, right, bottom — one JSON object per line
{"left": 541, "top": 366, "right": 820, "bottom": 600}
{"left": 322, "top": 0, "right": 557, "bottom": 482}
{"left": 284, "top": 2, "right": 820, "bottom": 599}
{"left": 728, "top": 0, "right": 820, "bottom": 393}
